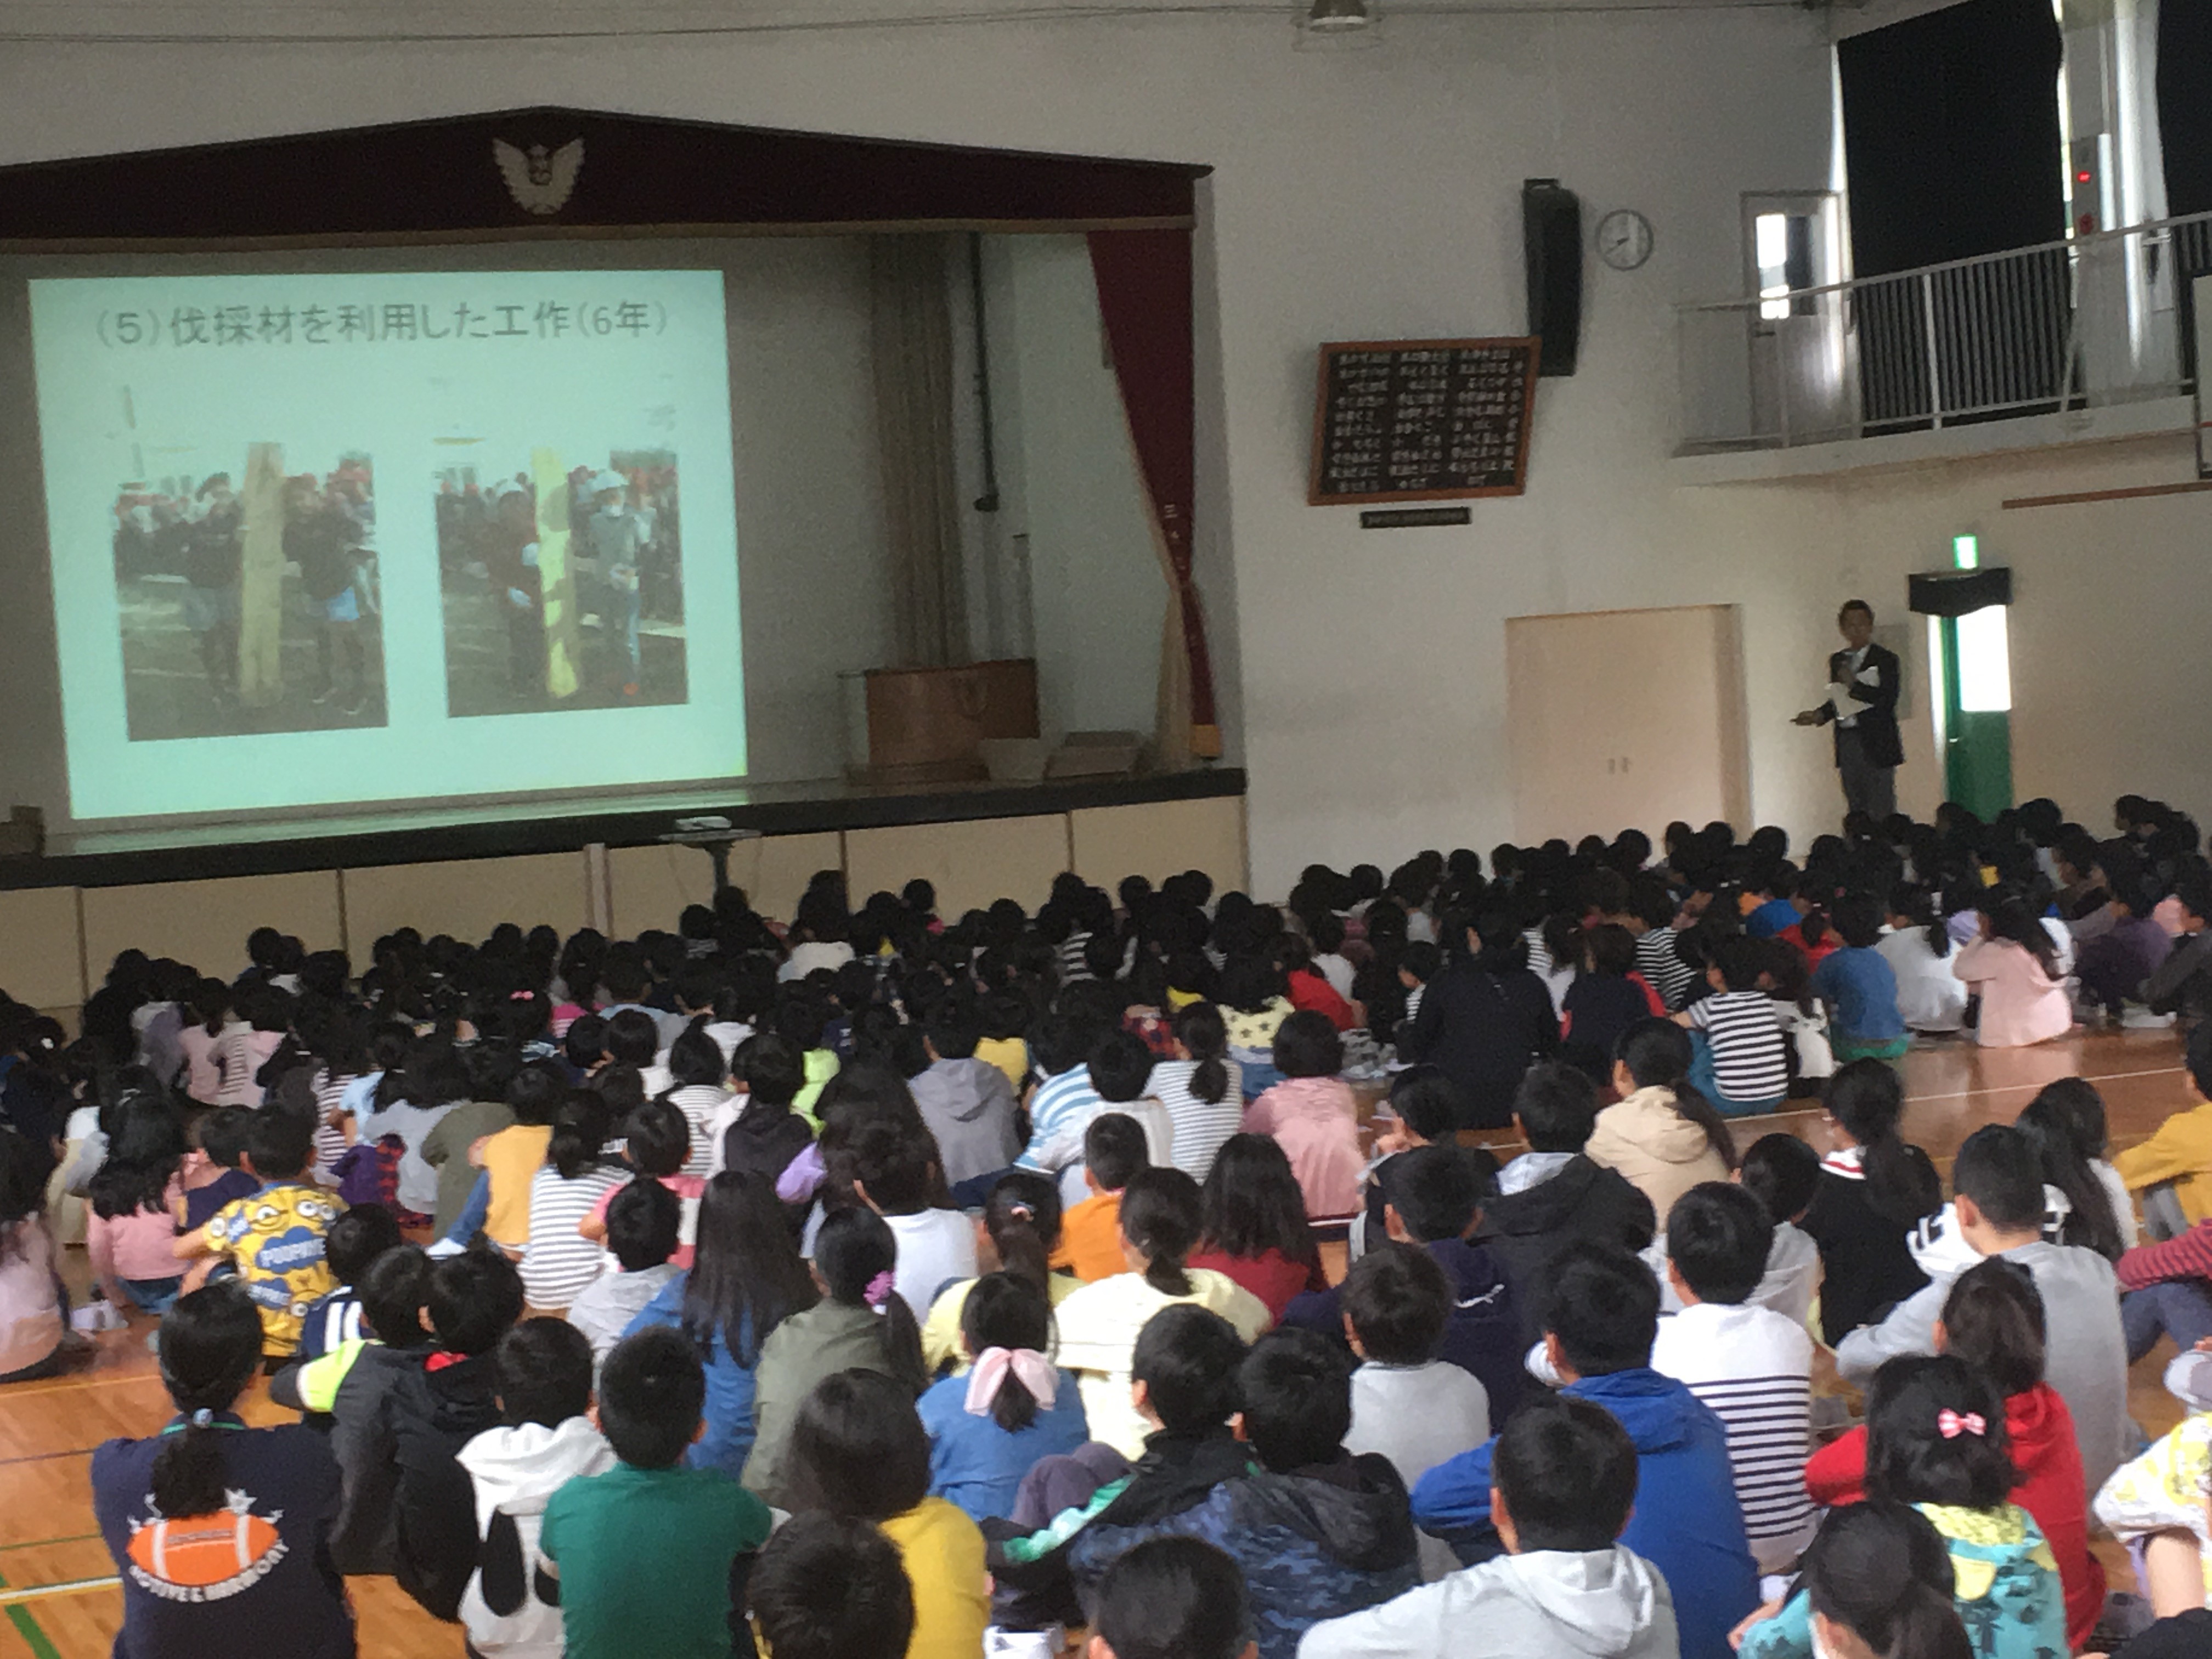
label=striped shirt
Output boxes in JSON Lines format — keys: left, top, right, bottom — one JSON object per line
{"left": 1651, "top": 1299, "right": 1817, "bottom": 1572}
{"left": 295, "top": 1286, "right": 365, "bottom": 1364}
{"left": 518, "top": 1164, "right": 628, "bottom": 1311}
{"left": 1636, "top": 927, "right": 1700, "bottom": 1012}
{"left": 1017, "top": 1065, "right": 1103, "bottom": 1184}
{"left": 1145, "top": 1058, "right": 1246, "bottom": 1182}
{"left": 1685, "top": 990, "right": 1788, "bottom": 1104}
{"left": 311, "top": 1069, "right": 356, "bottom": 1187}
{"left": 662, "top": 1084, "right": 732, "bottom": 1179}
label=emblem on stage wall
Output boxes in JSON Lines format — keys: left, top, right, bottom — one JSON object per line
{"left": 493, "top": 139, "right": 586, "bottom": 215}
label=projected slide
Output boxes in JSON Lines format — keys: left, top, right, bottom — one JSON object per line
{"left": 29, "top": 269, "right": 743, "bottom": 821}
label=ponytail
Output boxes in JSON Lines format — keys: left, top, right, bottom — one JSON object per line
{"left": 961, "top": 1273, "right": 1053, "bottom": 1432}
{"left": 1615, "top": 1019, "right": 1737, "bottom": 1171}
{"left": 1175, "top": 1003, "right": 1231, "bottom": 1107}
{"left": 983, "top": 1171, "right": 1062, "bottom": 1293}
{"left": 1827, "top": 1060, "right": 1941, "bottom": 1222}
{"left": 150, "top": 1284, "right": 262, "bottom": 1520}
{"left": 1118, "top": 1166, "right": 1201, "bottom": 1297}
{"left": 548, "top": 1092, "right": 613, "bottom": 1180}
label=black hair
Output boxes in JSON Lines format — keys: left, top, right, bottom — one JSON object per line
{"left": 562, "top": 1012, "right": 608, "bottom": 1073}
{"left": 150, "top": 1283, "right": 265, "bottom": 1518}
{"left": 622, "top": 1098, "right": 691, "bottom": 1181}
{"left": 683, "top": 1170, "right": 817, "bottom": 1367}
{"left": 1832, "top": 891, "right": 1886, "bottom": 950}
{"left": 738, "top": 1032, "right": 807, "bottom": 1111}
{"left": 1130, "top": 1304, "right": 1246, "bottom": 1434}
{"left": 1940, "top": 1257, "right": 2046, "bottom": 1398}
{"left": 1092, "top": 1536, "right": 1251, "bottom": 1659}
{"left": 1384, "top": 1065, "right": 1464, "bottom": 1143}
{"left": 1541, "top": 1241, "right": 1660, "bottom": 1377}
{"left": 495, "top": 1317, "right": 595, "bottom": 1428}
{"left": 1171, "top": 1003, "right": 1232, "bottom": 1107}
{"left": 359, "top": 1243, "right": 431, "bottom": 1347}
{"left": 1340, "top": 1240, "right": 1452, "bottom": 1367}
{"left": 1118, "top": 1165, "right": 1204, "bottom": 1295}
{"left": 607, "top": 1175, "right": 682, "bottom": 1274}
{"left": 598, "top": 1327, "right": 708, "bottom": 1468}
{"left": 923, "top": 1002, "right": 982, "bottom": 1061}
{"left": 1950, "top": 1125, "right": 2046, "bottom": 1233}
{"left": 747, "top": 1512, "right": 915, "bottom": 1659}
{"left": 547, "top": 1091, "right": 616, "bottom": 1182}
{"left": 603, "top": 1008, "right": 661, "bottom": 1069}
{"left": 506, "top": 1058, "right": 567, "bottom": 1126}
{"left": 1864, "top": 1353, "right": 2017, "bottom": 1509}
{"left": 244, "top": 1105, "right": 315, "bottom": 1179}
{"left": 813, "top": 1208, "right": 927, "bottom": 1396}
{"left": 198, "top": 1106, "right": 252, "bottom": 1170}
{"left": 1199, "top": 1133, "right": 1323, "bottom": 1274}
{"left": 1667, "top": 1182, "right": 1774, "bottom": 1305}
{"left": 1087, "top": 1031, "right": 1154, "bottom": 1105}
{"left": 1084, "top": 1112, "right": 1151, "bottom": 1192}
{"left": 88, "top": 1096, "right": 188, "bottom": 1220}
{"left": 787, "top": 1368, "right": 933, "bottom": 1520}
{"left": 1381, "top": 1144, "right": 1481, "bottom": 1244}
{"left": 1801, "top": 1501, "right": 1972, "bottom": 1659}
{"left": 1271, "top": 1009, "right": 1343, "bottom": 1080}
{"left": 1513, "top": 1061, "right": 1599, "bottom": 1154}
{"left": 324, "top": 1203, "right": 402, "bottom": 1287}
{"left": 425, "top": 1248, "right": 526, "bottom": 1356}
{"left": 1613, "top": 1020, "right": 1737, "bottom": 1171}
{"left": 1236, "top": 1327, "right": 1351, "bottom": 1472}
{"left": 2016, "top": 1082, "right": 2125, "bottom": 1261}
{"left": 1492, "top": 1393, "right": 1640, "bottom": 1553}
{"left": 663, "top": 1021, "right": 727, "bottom": 1092}
{"left": 982, "top": 1170, "right": 1063, "bottom": 1291}
{"left": 959, "top": 1272, "right": 1055, "bottom": 1432}
{"left": 1825, "top": 1060, "right": 1943, "bottom": 1223}
{"left": 1740, "top": 1132, "right": 1821, "bottom": 1224}
{"left": 846, "top": 1116, "right": 936, "bottom": 1216}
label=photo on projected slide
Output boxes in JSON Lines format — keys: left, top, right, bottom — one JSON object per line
{"left": 109, "top": 449, "right": 386, "bottom": 741}
{"left": 435, "top": 451, "right": 686, "bottom": 718}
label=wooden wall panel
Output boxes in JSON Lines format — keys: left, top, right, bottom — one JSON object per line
{"left": 79, "top": 871, "right": 342, "bottom": 983}
{"left": 1069, "top": 795, "right": 1247, "bottom": 894}
{"left": 341, "top": 853, "right": 588, "bottom": 949}
{"left": 605, "top": 833, "right": 843, "bottom": 935}
{"left": 844, "top": 815, "right": 1068, "bottom": 917}
{"left": 0, "top": 885, "right": 84, "bottom": 1014}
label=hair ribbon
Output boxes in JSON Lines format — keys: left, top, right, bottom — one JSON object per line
{"left": 963, "top": 1347, "right": 1057, "bottom": 1417}
{"left": 863, "top": 1270, "right": 895, "bottom": 1312}
{"left": 1937, "top": 1409, "right": 1986, "bottom": 1440}
{"left": 189, "top": 1408, "right": 214, "bottom": 1429}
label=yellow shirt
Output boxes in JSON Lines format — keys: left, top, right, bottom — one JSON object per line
{"left": 481, "top": 1124, "right": 554, "bottom": 1248}
{"left": 793, "top": 1049, "right": 840, "bottom": 1130}
{"left": 974, "top": 1037, "right": 1030, "bottom": 1097}
{"left": 2112, "top": 1101, "right": 2212, "bottom": 1225}
{"left": 199, "top": 1182, "right": 343, "bottom": 1356}
{"left": 879, "top": 1497, "right": 988, "bottom": 1659}
{"left": 921, "top": 1271, "right": 1081, "bottom": 1375}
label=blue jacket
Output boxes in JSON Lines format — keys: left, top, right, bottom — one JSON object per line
{"left": 1412, "top": 1367, "right": 1758, "bottom": 1659}
{"left": 624, "top": 1272, "right": 758, "bottom": 1480}
{"left": 1284, "top": 1236, "right": 1524, "bottom": 1424}
{"left": 917, "top": 1367, "right": 1091, "bottom": 1522}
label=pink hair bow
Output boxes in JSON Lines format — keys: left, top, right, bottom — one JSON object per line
{"left": 963, "top": 1347, "right": 1058, "bottom": 1418}
{"left": 1937, "top": 1409, "right": 1986, "bottom": 1440}
{"left": 864, "top": 1271, "right": 896, "bottom": 1311}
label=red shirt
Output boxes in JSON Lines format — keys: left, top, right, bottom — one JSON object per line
{"left": 1286, "top": 969, "right": 1358, "bottom": 1032}
{"left": 1803, "top": 1381, "right": 2104, "bottom": 1650}
{"left": 1189, "top": 1247, "right": 1325, "bottom": 1325}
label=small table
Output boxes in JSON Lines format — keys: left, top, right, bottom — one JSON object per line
{"left": 655, "top": 826, "right": 763, "bottom": 899}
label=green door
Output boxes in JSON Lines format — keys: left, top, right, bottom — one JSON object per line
{"left": 1933, "top": 606, "right": 2013, "bottom": 819}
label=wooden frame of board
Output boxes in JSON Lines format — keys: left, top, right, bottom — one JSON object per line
{"left": 1307, "top": 335, "right": 1541, "bottom": 506}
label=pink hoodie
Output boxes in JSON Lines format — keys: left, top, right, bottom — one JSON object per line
{"left": 1242, "top": 1076, "right": 1364, "bottom": 1218}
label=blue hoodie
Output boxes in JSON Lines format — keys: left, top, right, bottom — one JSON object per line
{"left": 1411, "top": 1367, "right": 1758, "bottom": 1659}
{"left": 623, "top": 1272, "right": 759, "bottom": 1480}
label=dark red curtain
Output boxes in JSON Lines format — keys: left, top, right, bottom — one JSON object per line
{"left": 1087, "top": 228, "right": 1220, "bottom": 760}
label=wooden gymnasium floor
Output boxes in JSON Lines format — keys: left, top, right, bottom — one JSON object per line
{"left": 1, "top": 1028, "right": 2197, "bottom": 1659}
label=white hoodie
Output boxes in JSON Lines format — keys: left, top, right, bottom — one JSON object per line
{"left": 455, "top": 1417, "right": 618, "bottom": 1657}
{"left": 1296, "top": 1545, "right": 1679, "bottom": 1659}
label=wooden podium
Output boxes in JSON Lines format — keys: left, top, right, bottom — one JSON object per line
{"left": 845, "top": 659, "right": 1040, "bottom": 785}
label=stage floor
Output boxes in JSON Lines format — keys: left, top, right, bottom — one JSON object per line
{"left": 2, "top": 1026, "right": 2193, "bottom": 1657}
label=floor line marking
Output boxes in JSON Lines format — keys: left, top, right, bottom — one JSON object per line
{"left": 1903, "top": 1064, "right": 2183, "bottom": 1105}
{"left": 0, "top": 1537, "right": 99, "bottom": 1556}
{"left": 0, "top": 1576, "right": 120, "bottom": 1606}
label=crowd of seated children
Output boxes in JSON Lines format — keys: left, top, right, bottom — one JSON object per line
{"left": 1589, "top": 1019, "right": 1738, "bottom": 1221}
{"left": 1243, "top": 1012, "right": 1365, "bottom": 1219}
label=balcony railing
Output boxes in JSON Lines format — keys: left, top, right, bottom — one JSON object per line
{"left": 1676, "top": 211, "right": 2212, "bottom": 453}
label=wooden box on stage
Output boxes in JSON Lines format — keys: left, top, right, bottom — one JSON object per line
{"left": 846, "top": 659, "right": 1040, "bottom": 785}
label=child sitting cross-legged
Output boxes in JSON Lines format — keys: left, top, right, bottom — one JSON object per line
{"left": 539, "top": 1327, "right": 774, "bottom": 1659}
{"left": 1300, "top": 1393, "right": 1679, "bottom": 1659}
{"left": 455, "top": 1318, "right": 616, "bottom": 1659}
{"left": 917, "top": 1271, "right": 1090, "bottom": 1522}
{"left": 1764, "top": 1502, "right": 1973, "bottom": 1659}
{"left": 1192, "top": 1133, "right": 1331, "bottom": 1324}
{"left": 567, "top": 1176, "right": 681, "bottom": 1371}
{"left": 1055, "top": 1114, "right": 1151, "bottom": 1283}
{"left": 173, "top": 1106, "right": 344, "bottom": 1363}
{"left": 745, "top": 1511, "right": 916, "bottom": 1659}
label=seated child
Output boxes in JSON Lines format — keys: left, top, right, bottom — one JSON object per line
{"left": 92, "top": 1284, "right": 353, "bottom": 1656}
{"left": 1191, "top": 1133, "right": 1331, "bottom": 1322}
{"left": 1592, "top": 1019, "right": 1738, "bottom": 1218}
{"left": 390, "top": 1248, "right": 527, "bottom": 1620}
{"left": 909, "top": 1003, "right": 1022, "bottom": 1190}
{"left": 269, "top": 1243, "right": 431, "bottom": 1575}
{"left": 1648, "top": 1182, "right": 1816, "bottom": 1575}
{"left": 1241, "top": 1012, "right": 1363, "bottom": 1218}
{"left": 540, "top": 1328, "right": 774, "bottom": 1659}
{"left": 1339, "top": 1243, "right": 1492, "bottom": 1582}
{"left": 1799, "top": 1061, "right": 1943, "bottom": 1345}
{"left": 578, "top": 1099, "right": 703, "bottom": 1269}
{"left": 1360, "top": 1066, "right": 1469, "bottom": 1243}
{"left": 785, "top": 1368, "right": 992, "bottom": 1659}
{"left": 1413, "top": 1240, "right": 1758, "bottom": 1659}
{"left": 1808, "top": 1257, "right": 2104, "bottom": 1652}
{"left": 1763, "top": 1503, "right": 1972, "bottom": 1659}
{"left": 922, "top": 1171, "right": 1076, "bottom": 1374}
{"left": 1088, "top": 1536, "right": 1255, "bottom": 1659}
{"left": 1069, "top": 1327, "right": 1419, "bottom": 1659}
{"left": 1810, "top": 894, "right": 1910, "bottom": 1064}
{"left": 473, "top": 1061, "right": 564, "bottom": 1253}
{"left": 86, "top": 1097, "right": 187, "bottom": 1316}
{"left": 516, "top": 1094, "right": 628, "bottom": 1314}
{"left": 1733, "top": 1133, "right": 1822, "bottom": 1327}
{"left": 2094, "top": 1409, "right": 2212, "bottom": 1629}
{"left": 848, "top": 1114, "right": 978, "bottom": 1317}
{"left": 174, "top": 1105, "right": 258, "bottom": 1234}
{"left": 1560, "top": 924, "right": 1661, "bottom": 1086}
{"left": 0, "top": 1128, "right": 66, "bottom": 1384}
{"left": 917, "top": 1271, "right": 1090, "bottom": 1522}
{"left": 174, "top": 1107, "right": 343, "bottom": 1362}
{"left": 569, "top": 1177, "right": 682, "bottom": 1369}
{"left": 706, "top": 1033, "right": 817, "bottom": 1193}
{"left": 295, "top": 1201, "right": 401, "bottom": 1364}
{"left": 1092, "top": 1031, "right": 1179, "bottom": 1175}
{"left": 1739, "top": 1354, "right": 2068, "bottom": 1659}
{"left": 746, "top": 1512, "right": 916, "bottom": 1659}
{"left": 455, "top": 1319, "right": 616, "bottom": 1659}
{"left": 1055, "top": 1114, "right": 1150, "bottom": 1283}
{"left": 1286, "top": 1147, "right": 1522, "bottom": 1427}
{"left": 1301, "top": 1393, "right": 1677, "bottom": 1659}
{"left": 2113, "top": 1019, "right": 2212, "bottom": 1238}
{"left": 1671, "top": 938, "right": 1790, "bottom": 1118}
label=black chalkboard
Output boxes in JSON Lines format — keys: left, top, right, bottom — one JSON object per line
{"left": 1308, "top": 337, "right": 1540, "bottom": 505}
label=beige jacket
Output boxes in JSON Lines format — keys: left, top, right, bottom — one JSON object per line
{"left": 1586, "top": 1086, "right": 1731, "bottom": 1226}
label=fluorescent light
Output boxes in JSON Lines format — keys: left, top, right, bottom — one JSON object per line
{"left": 1955, "top": 605, "right": 2012, "bottom": 713}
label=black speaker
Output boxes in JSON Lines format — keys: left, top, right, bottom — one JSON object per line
{"left": 1522, "top": 178, "right": 1583, "bottom": 377}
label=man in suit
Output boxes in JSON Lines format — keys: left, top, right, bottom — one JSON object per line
{"left": 1794, "top": 599, "right": 1901, "bottom": 820}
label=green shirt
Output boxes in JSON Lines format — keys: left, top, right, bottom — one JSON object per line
{"left": 541, "top": 1461, "right": 771, "bottom": 1658}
